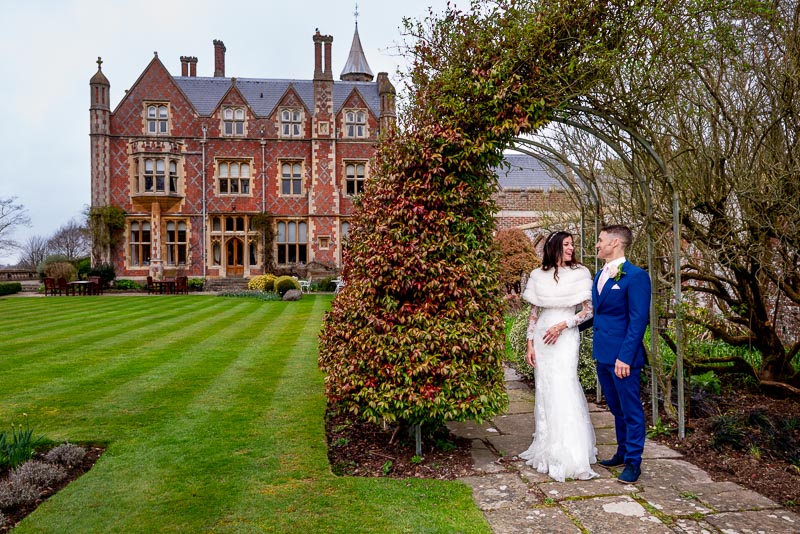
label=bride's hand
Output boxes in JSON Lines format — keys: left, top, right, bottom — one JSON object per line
{"left": 525, "top": 346, "right": 536, "bottom": 368}
{"left": 544, "top": 324, "right": 563, "bottom": 344}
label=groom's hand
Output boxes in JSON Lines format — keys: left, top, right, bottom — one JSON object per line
{"left": 614, "top": 359, "right": 631, "bottom": 379}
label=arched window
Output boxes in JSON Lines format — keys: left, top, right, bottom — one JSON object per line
{"left": 345, "top": 109, "right": 367, "bottom": 138}
{"left": 146, "top": 104, "right": 169, "bottom": 135}
{"left": 218, "top": 160, "right": 251, "bottom": 195}
{"left": 223, "top": 107, "right": 245, "bottom": 136}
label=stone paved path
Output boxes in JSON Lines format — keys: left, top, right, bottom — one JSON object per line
{"left": 447, "top": 367, "right": 800, "bottom": 533}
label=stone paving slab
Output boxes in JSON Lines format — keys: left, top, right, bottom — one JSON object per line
{"left": 590, "top": 410, "right": 616, "bottom": 427}
{"left": 597, "top": 440, "right": 684, "bottom": 464}
{"left": 639, "top": 459, "right": 713, "bottom": 485}
{"left": 484, "top": 506, "right": 581, "bottom": 533}
{"left": 471, "top": 440, "right": 506, "bottom": 474}
{"left": 460, "top": 472, "right": 540, "bottom": 511}
{"left": 492, "top": 413, "right": 534, "bottom": 436}
{"left": 679, "top": 483, "right": 782, "bottom": 512}
{"left": 504, "top": 367, "right": 524, "bottom": 381}
{"left": 487, "top": 433, "right": 533, "bottom": 459}
{"left": 594, "top": 426, "right": 619, "bottom": 445}
{"left": 506, "top": 387, "right": 535, "bottom": 403}
{"left": 643, "top": 440, "right": 683, "bottom": 459}
{"left": 514, "top": 462, "right": 557, "bottom": 484}
{"left": 505, "top": 400, "right": 534, "bottom": 415}
{"left": 670, "top": 517, "right": 720, "bottom": 533}
{"left": 505, "top": 379, "right": 531, "bottom": 390}
{"left": 452, "top": 366, "right": 798, "bottom": 534}
{"left": 596, "top": 443, "right": 619, "bottom": 461}
{"left": 636, "top": 485, "right": 714, "bottom": 516}
{"left": 447, "top": 420, "right": 501, "bottom": 439}
{"left": 703, "top": 509, "right": 800, "bottom": 533}
{"left": 539, "top": 477, "right": 637, "bottom": 501}
{"left": 563, "top": 495, "right": 674, "bottom": 533}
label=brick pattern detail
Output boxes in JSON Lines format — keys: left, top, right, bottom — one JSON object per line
{"left": 493, "top": 189, "right": 576, "bottom": 230}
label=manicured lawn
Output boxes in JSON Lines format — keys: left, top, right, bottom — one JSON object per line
{"left": 0, "top": 295, "right": 489, "bottom": 533}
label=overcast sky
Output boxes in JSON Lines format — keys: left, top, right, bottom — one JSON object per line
{"left": 0, "top": 0, "right": 451, "bottom": 265}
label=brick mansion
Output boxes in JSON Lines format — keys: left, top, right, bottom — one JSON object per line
{"left": 89, "top": 26, "right": 573, "bottom": 281}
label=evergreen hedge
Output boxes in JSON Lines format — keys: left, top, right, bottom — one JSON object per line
{"left": 0, "top": 283, "right": 22, "bottom": 296}
{"left": 319, "top": 0, "right": 619, "bottom": 429}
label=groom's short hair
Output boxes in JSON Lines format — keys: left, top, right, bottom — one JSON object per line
{"left": 601, "top": 224, "right": 633, "bottom": 250}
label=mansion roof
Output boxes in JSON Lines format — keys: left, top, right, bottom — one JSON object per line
{"left": 495, "top": 154, "right": 565, "bottom": 191}
{"left": 173, "top": 77, "right": 381, "bottom": 118}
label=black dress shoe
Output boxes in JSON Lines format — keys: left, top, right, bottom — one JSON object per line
{"left": 598, "top": 455, "right": 625, "bottom": 468}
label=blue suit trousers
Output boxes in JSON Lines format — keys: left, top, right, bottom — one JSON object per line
{"left": 596, "top": 362, "right": 645, "bottom": 468}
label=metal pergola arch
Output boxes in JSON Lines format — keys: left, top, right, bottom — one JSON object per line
{"left": 509, "top": 105, "right": 686, "bottom": 437}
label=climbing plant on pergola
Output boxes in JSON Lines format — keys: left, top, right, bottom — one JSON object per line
{"left": 318, "top": 0, "right": 635, "bottom": 437}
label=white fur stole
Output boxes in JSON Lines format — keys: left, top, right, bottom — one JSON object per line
{"left": 522, "top": 265, "right": 592, "bottom": 308}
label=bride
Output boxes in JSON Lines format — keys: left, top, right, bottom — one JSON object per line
{"left": 518, "top": 231, "right": 598, "bottom": 482}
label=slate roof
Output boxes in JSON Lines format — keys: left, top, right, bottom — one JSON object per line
{"left": 174, "top": 76, "right": 381, "bottom": 118}
{"left": 495, "top": 153, "right": 566, "bottom": 191}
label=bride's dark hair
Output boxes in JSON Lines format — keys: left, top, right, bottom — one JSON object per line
{"left": 541, "top": 231, "right": 581, "bottom": 281}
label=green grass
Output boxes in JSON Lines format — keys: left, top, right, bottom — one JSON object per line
{"left": 0, "top": 295, "right": 489, "bottom": 533}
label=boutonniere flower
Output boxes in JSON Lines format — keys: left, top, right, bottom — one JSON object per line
{"left": 613, "top": 264, "right": 626, "bottom": 282}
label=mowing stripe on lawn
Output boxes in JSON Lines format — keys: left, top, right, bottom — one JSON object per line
{"left": 1, "top": 299, "right": 245, "bottom": 414}
{"left": 2, "top": 296, "right": 491, "bottom": 534}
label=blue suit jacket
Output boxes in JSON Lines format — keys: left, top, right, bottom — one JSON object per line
{"left": 592, "top": 261, "right": 651, "bottom": 369}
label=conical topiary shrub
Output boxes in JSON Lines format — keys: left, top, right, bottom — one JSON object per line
{"left": 319, "top": 0, "right": 622, "bottom": 431}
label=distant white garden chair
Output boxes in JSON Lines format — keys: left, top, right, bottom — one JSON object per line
{"left": 333, "top": 277, "right": 345, "bottom": 294}
{"left": 292, "top": 275, "right": 311, "bottom": 293}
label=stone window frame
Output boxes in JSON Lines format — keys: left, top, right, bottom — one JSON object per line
{"left": 279, "top": 160, "right": 304, "bottom": 197}
{"left": 222, "top": 106, "right": 246, "bottom": 137}
{"left": 132, "top": 155, "right": 181, "bottom": 194}
{"left": 343, "top": 108, "right": 368, "bottom": 138}
{"left": 144, "top": 102, "right": 170, "bottom": 136}
{"left": 215, "top": 158, "right": 253, "bottom": 196}
{"left": 279, "top": 108, "right": 303, "bottom": 138}
{"left": 344, "top": 160, "right": 368, "bottom": 197}
{"left": 164, "top": 218, "right": 189, "bottom": 266}
{"left": 128, "top": 219, "right": 152, "bottom": 268}
{"left": 275, "top": 219, "right": 308, "bottom": 266}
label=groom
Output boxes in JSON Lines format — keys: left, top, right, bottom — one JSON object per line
{"left": 592, "top": 225, "right": 651, "bottom": 483}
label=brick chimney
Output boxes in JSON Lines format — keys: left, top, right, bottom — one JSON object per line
{"left": 312, "top": 30, "right": 333, "bottom": 81}
{"left": 188, "top": 56, "right": 197, "bottom": 77}
{"left": 213, "top": 40, "right": 226, "bottom": 77}
{"left": 180, "top": 56, "right": 190, "bottom": 76}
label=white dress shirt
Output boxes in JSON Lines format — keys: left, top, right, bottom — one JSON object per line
{"left": 598, "top": 257, "right": 626, "bottom": 294}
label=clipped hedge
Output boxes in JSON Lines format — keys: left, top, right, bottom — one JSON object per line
{"left": 274, "top": 275, "right": 300, "bottom": 296}
{"left": 188, "top": 278, "right": 205, "bottom": 291}
{"left": 113, "top": 279, "right": 140, "bottom": 290}
{"left": 248, "top": 274, "right": 277, "bottom": 292}
{"left": 0, "top": 282, "right": 22, "bottom": 296}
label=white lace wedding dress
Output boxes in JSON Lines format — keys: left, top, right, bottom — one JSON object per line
{"left": 518, "top": 265, "right": 599, "bottom": 482}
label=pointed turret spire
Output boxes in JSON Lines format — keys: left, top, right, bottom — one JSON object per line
{"left": 340, "top": 15, "right": 374, "bottom": 82}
